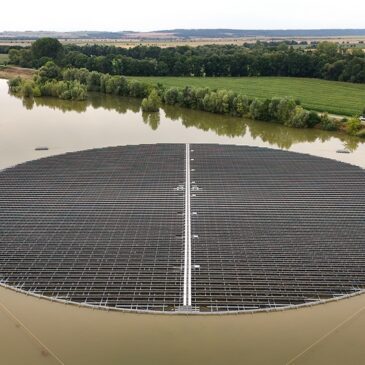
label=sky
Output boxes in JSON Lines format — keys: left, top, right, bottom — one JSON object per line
{"left": 1, "top": 0, "right": 364, "bottom": 31}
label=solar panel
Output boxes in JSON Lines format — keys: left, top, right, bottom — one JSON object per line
{"left": 0, "top": 145, "right": 186, "bottom": 312}
{"left": 0, "top": 144, "right": 365, "bottom": 313}
{"left": 190, "top": 144, "right": 365, "bottom": 312}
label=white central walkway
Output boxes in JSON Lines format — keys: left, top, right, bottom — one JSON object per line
{"left": 183, "top": 143, "right": 192, "bottom": 307}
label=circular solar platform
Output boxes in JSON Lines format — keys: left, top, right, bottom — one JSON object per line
{"left": 1, "top": 144, "right": 365, "bottom": 314}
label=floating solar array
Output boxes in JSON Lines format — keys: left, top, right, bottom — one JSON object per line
{"left": 190, "top": 145, "right": 365, "bottom": 312}
{"left": 0, "top": 144, "right": 365, "bottom": 313}
{"left": 0, "top": 145, "right": 186, "bottom": 312}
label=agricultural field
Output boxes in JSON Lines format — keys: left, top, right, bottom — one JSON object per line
{"left": 131, "top": 76, "right": 365, "bottom": 116}
{"left": 0, "top": 66, "right": 34, "bottom": 80}
{"left": 1, "top": 35, "right": 365, "bottom": 49}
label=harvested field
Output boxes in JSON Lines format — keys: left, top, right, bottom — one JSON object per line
{"left": 0, "top": 66, "right": 35, "bottom": 80}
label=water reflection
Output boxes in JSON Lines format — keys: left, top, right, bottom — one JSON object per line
{"left": 142, "top": 111, "right": 160, "bottom": 130}
{"left": 21, "top": 93, "right": 141, "bottom": 114}
{"left": 11, "top": 92, "right": 363, "bottom": 151}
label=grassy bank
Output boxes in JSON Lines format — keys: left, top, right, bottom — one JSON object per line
{"left": 0, "top": 66, "right": 35, "bottom": 80}
{"left": 128, "top": 76, "right": 365, "bottom": 116}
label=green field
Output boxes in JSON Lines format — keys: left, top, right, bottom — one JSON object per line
{"left": 0, "top": 53, "right": 9, "bottom": 65}
{"left": 130, "top": 76, "right": 365, "bottom": 116}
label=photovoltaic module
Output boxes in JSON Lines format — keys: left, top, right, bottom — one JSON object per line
{"left": 0, "top": 144, "right": 364, "bottom": 313}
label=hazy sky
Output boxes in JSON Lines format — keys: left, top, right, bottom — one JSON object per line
{"left": 1, "top": 0, "right": 364, "bottom": 31}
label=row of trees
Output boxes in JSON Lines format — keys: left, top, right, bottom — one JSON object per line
{"left": 9, "top": 77, "right": 87, "bottom": 101}
{"left": 10, "top": 62, "right": 353, "bottom": 134}
{"left": 7, "top": 38, "right": 365, "bottom": 83}
{"left": 10, "top": 62, "right": 365, "bottom": 136}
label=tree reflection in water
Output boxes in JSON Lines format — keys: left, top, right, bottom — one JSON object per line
{"left": 13, "top": 92, "right": 361, "bottom": 152}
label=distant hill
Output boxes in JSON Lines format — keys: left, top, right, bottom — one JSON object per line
{"left": 0, "top": 31, "right": 131, "bottom": 40}
{"left": 1, "top": 29, "right": 365, "bottom": 40}
{"left": 157, "top": 29, "right": 365, "bottom": 38}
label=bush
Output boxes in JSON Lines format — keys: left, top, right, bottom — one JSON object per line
{"left": 32, "top": 85, "right": 41, "bottom": 97}
{"left": 69, "top": 81, "right": 87, "bottom": 101}
{"left": 194, "top": 88, "right": 210, "bottom": 110}
{"left": 141, "top": 89, "right": 161, "bottom": 112}
{"left": 8, "top": 77, "right": 23, "bottom": 93}
{"left": 129, "top": 80, "right": 150, "bottom": 98}
{"left": 40, "top": 80, "right": 59, "bottom": 97}
{"left": 320, "top": 113, "right": 338, "bottom": 131}
{"left": 35, "top": 61, "right": 62, "bottom": 83}
{"left": 100, "top": 74, "right": 112, "bottom": 93}
{"left": 21, "top": 81, "right": 34, "bottom": 98}
{"left": 307, "top": 111, "right": 322, "bottom": 128}
{"left": 276, "top": 97, "right": 297, "bottom": 124}
{"left": 268, "top": 98, "right": 281, "bottom": 120}
{"left": 233, "top": 94, "right": 251, "bottom": 116}
{"left": 164, "top": 87, "right": 180, "bottom": 105}
{"left": 87, "top": 71, "right": 102, "bottom": 92}
{"left": 178, "top": 86, "right": 195, "bottom": 108}
{"left": 346, "top": 118, "right": 362, "bottom": 135}
{"left": 62, "top": 67, "right": 90, "bottom": 84}
{"left": 249, "top": 99, "right": 271, "bottom": 121}
{"left": 203, "top": 91, "right": 218, "bottom": 113}
{"left": 216, "top": 90, "right": 235, "bottom": 114}
{"left": 285, "top": 106, "right": 309, "bottom": 128}
{"left": 113, "top": 76, "right": 129, "bottom": 96}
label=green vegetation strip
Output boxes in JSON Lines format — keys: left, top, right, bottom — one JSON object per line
{"left": 129, "top": 76, "right": 365, "bottom": 116}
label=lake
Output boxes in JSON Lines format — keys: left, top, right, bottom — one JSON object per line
{"left": 1, "top": 78, "right": 365, "bottom": 365}
{"left": 1, "top": 79, "right": 365, "bottom": 171}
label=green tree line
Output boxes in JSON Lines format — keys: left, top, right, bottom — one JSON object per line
{"left": 6, "top": 38, "right": 365, "bottom": 83}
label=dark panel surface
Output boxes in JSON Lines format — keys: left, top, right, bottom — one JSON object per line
{"left": 1, "top": 144, "right": 365, "bottom": 313}
{"left": 0, "top": 145, "right": 185, "bottom": 311}
{"left": 190, "top": 145, "right": 365, "bottom": 312}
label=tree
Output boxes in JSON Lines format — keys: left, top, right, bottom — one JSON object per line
{"left": 31, "top": 38, "right": 63, "bottom": 60}
{"left": 317, "top": 42, "right": 338, "bottom": 59}
{"left": 8, "top": 49, "right": 21, "bottom": 64}
{"left": 141, "top": 89, "right": 161, "bottom": 112}
{"left": 323, "top": 60, "right": 345, "bottom": 80}
{"left": 36, "top": 61, "right": 61, "bottom": 83}
{"left": 17, "top": 49, "right": 33, "bottom": 68}
{"left": 276, "top": 98, "right": 297, "bottom": 124}
{"left": 320, "top": 113, "right": 338, "bottom": 131}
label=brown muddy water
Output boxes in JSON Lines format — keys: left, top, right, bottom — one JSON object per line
{"left": 0, "top": 78, "right": 365, "bottom": 365}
